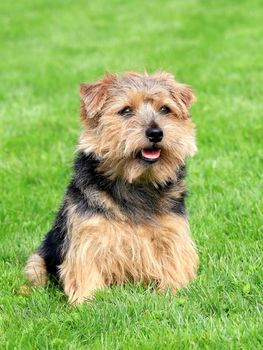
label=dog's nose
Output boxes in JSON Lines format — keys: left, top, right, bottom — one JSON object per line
{"left": 145, "top": 127, "right": 163, "bottom": 143}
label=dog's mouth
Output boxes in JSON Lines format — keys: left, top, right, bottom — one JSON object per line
{"left": 140, "top": 147, "right": 161, "bottom": 163}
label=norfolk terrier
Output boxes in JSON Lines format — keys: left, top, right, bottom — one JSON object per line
{"left": 25, "top": 71, "right": 198, "bottom": 304}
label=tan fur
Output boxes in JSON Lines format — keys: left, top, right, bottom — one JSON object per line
{"left": 24, "top": 253, "right": 48, "bottom": 286}
{"left": 60, "top": 211, "right": 198, "bottom": 304}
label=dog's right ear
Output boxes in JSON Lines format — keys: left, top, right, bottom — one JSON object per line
{"left": 80, "top": 73, "right": 115, "bottom": 120}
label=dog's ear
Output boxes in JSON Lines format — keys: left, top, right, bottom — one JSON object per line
{"left": 175, "top": 83, "right": 196, "bottom": 109}
{"left": 80, "top": 82, "right": 106, "bottom": 119}
{"left": 80, "top": 73, "right": 115, "bottom": 120}
{"left": 170, "top": 83, "right": 196, "bottom": 119}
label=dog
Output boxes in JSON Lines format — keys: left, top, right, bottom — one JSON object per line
{"left": 25, "top": 71, "right": 199, "bottom": 304}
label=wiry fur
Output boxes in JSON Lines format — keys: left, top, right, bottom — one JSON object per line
{"left": 25, "top": 71, "right": 199, "bottom": 304}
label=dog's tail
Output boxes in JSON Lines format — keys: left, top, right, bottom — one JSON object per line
{"left": 24, "top": 253, "right": 48, "bottom": 286}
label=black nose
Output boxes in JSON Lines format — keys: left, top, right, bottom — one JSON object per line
{"left": 145, "top": 127, "right": 163, "bottom": 143}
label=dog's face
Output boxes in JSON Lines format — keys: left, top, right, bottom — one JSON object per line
{"left": 79, "top": 72, "right": 197, "bottom": 184}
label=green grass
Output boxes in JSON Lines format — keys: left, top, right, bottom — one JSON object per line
{"left": 0, "top": 0, "right": 262, "bottom": 348}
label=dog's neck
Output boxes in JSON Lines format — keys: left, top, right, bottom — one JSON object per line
{"left": 68, "top": 152, "right": 187, "bottom": 222}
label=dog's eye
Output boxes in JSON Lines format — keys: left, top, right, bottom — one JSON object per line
{"left": 118, "top": 106, "right": 133, "bottom": 117}
{"left": 160, "top": 105, "right": 171, "bottom": 114}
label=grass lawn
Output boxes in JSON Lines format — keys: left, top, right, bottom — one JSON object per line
{"left": 0, "top": 0, "right": 262, "bottom": 348}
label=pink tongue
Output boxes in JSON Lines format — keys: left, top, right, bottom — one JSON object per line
{"left": 141, "top": 149, "right": 161, "bottom": 160}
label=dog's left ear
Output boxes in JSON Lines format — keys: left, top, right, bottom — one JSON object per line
{"left": 171, "top": 83, "right": 196, "bottom": 119}
{"left": 80, "top": 73, "right": 115, "bottom": 120}
{"left": 175, "top": 83, "right": 196, "bottom": 109}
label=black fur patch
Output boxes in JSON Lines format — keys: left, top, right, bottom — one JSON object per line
{"left": 38, "top": 204, "right": 68, "bottom": 278}
{"left": 73, "top": 152, "right": 186, "bottom": 220}
{"left": 170, "top": 191, "right": 187, "bottom": 215}
{"left": 67, "top": 181, "right": 114, "bottom": 219}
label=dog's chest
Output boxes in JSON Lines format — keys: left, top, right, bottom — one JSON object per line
{"left": 68, "top": 212, "right": 190, "bottom": 283}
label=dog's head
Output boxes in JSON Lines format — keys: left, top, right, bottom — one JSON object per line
{"left": 79, "top": 72, "right": 197, "bottom": 184}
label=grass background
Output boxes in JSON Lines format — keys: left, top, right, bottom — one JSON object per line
{"left": 0, "top": 0, "right": 262, "bottom": 348}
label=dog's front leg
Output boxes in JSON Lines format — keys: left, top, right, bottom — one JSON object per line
{"left": 60, "top": 258, "right": 105, "bottom": 304}
{"left": 59, "top": 215, "right": 107, "bottom": 304}
{"left": 153, "top": 214, "right": 199, "bottom": 293}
